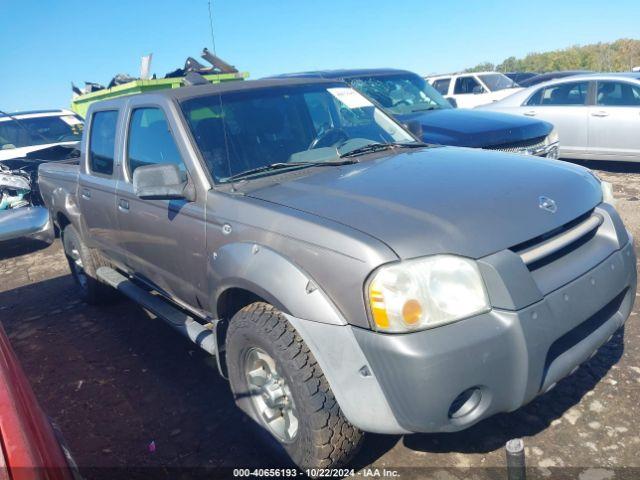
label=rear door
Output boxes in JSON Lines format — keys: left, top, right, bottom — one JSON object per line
{"left": 520, "top": 80, "right": 591, "bottom": 158}
{"left": 114, "top": 101, "right": 207, "bottom": 307}
{"left": 588, "top": 80, "right": 640, "bottom": 160}
{"left": 77, "top": 109, "right": 121, "bottom": 259}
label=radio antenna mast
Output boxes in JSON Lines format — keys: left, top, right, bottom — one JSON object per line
{"left": 207, "top": 0, "right": 218, "bottom": 55}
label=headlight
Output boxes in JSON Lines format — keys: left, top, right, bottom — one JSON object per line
{"left": 546, "top": 127, "right": 559, "bottom": 145}
{"left": 367, "top": 255, "right": 490, "bottom": 333}
{"left": 588, "top": 170, "right": 616, "bottom": 206}
{"left": 601, "top": 180, "right": 616, "bottom": 206}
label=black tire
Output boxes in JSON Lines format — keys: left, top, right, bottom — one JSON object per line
{"left": 62, "top": 224, "right": 117, "bottom": 305}
{"left": 226, "top": 302, "right": 363, "bottom": 470}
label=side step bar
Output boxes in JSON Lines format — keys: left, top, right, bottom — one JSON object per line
{"left": 96, "top": 267, "right": 218, "bottom": 357}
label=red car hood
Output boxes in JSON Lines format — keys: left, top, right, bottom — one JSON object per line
{"left": 0, "top": 322, "right": 74, "bottom": 479}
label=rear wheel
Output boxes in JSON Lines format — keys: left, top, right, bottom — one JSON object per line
{"left": 62, "top": 225, "right": 116, "bottom": 304}
{"left": 226, "top": 302, "right": 363, "bottom": 470}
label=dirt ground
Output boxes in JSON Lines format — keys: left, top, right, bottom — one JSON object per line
{"left": 1, "top": 161, "right": 640, "bottom": 480}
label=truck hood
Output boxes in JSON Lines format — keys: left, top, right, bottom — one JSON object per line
{"left": 245, "top": 147, "right": 602, "bottom": 260}
{"left": 396, "top": 108, "right": 552, "bottom": 148}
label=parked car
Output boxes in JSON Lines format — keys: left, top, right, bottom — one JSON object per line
{"left": 425, "top": 71, "right": 522, "bottom": 108}
{"left": 518, "top": 70, "right": 592, "bottom": 88}
{"left": 504, "top": 72, "right": 539, "bottom": 85}
{"left": 0, "top": 109, "right": 83, "bottom": 162}
{"left": 0, "top": 321, "right": 78, "bottom": 479}
{"left": 270, "top": 69, "right": 558, "bottom": 157}
{"left": 39, "top": 77, "right": 636, "bottom": 470}
{"left": 480, "top": 73, "right": 640, "bottom": 161}
{"left": 0, "top": 109, "right": 82, "bottom": 243}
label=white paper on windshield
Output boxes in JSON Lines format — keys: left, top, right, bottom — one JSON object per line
{"left": 327, "top": 88, "right": 373, "bottom": 109}
{"left": 60, "top": 115, "right": 82, "bottom": 126}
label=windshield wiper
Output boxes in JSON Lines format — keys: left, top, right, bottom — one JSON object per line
{"left": 225, "top": 159, "right": 358, "bottom": 182}
{"left": 340, "top": 142, "right": 428, "bottom": 158}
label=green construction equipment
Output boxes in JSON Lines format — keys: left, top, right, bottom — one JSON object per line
{"left": 70, "top": 50, "right": 248, "bottom": 118}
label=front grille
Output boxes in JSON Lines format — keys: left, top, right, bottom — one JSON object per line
{"left": 485, "top": 135, "right": 548, "bottom": 155}
{"left": 511, "top": 211, "right": 602, "bottom": 270}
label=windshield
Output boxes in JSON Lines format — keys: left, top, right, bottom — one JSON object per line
{"left": 180, "top": 84, "right": 414, "bottom": 183}
{"left": 348, "top": 73, "right": 451, "bottom": 115}
{"left": 478, "top": 73, "right": 518, "bottom": 91}
{"left": 0, "top": 114, "right": 83, "bottom": 150}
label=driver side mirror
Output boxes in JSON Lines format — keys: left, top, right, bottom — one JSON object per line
{"left": 472, "top": 85, "right": 485, "bottom": 94}
{"left": 447, "top": 97, "right": 458, "bottom": 108}
{"left": 133, "top": 163, "right": 195, "bottom": 201}
{"left": 403, "top": 120, "right": 424, "bottom": 139}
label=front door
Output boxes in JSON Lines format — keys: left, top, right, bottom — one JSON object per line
{"left": 115, "top": 105, "right": 206, "bottom": 307}
{"left": 453, "top": 75, "right": 489, "bottom": 108}
{"left": 521, "top": 80, "right": 591, "bottom": 158}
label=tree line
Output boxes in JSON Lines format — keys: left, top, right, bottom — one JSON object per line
{"left": 465, "top": 38, "right": 640, "bottom": 73}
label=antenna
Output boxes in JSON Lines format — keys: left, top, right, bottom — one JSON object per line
{"left": 207, "top": 0, "right": 217, "bottom": 56}
{"left": 206, "top": 0, "right": 232, "bottom": 184}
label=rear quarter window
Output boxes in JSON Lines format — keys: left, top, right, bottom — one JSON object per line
{"left": 89, "top": 110, "right": 118, "bottom": 175}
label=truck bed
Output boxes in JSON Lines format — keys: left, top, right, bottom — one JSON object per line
{"left": 38, "top": 162, "right": 80, "bottom": 213}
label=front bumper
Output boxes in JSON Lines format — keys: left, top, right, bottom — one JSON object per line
{"left": 353, "top": 238, "right": 636, "bottom": 433}
{"left": 540, "top": 141, "right": 560, "bottom": 159}
{"left": 0, "top": 206, "right": 54, "bottom": 243}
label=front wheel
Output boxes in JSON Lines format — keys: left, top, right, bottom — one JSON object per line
{"left": 226, "top": 302, "right": 363, "bottom": 469}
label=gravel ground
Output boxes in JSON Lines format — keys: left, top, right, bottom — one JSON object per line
{"left": 0, "top": 161, "right": 639, "bottom": 480}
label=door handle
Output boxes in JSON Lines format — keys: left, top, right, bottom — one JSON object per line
{"left": 81, "top": 188, "right": 91, "bottom": 199}
{"left": 591, "top": 111, "right": 609, "bottom": 117}
{"left": 523, "top": 111, "right": 537, "bottom": 116}
{"left": 118, "top": 199, "right": 130, "bottom": 211}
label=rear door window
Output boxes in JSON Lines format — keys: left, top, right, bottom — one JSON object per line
{"left": 126, "top": 107, "right": 186, "bottom": 179}
{"left": 454, "top": 76, "right": 481, "bottom": 95}
{"left": 596, "top": 81, "right": 640, "bottom": 106}
{"left": 89, "top": 110, "right": 118, "bottom": 176}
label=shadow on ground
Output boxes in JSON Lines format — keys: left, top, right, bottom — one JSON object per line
{"left": 569, "top": 159, "right": 640, "bottom": 175}
{"left": 0, "top": 238, "right": 51, "bottom": 260}
{"left": 0, "top": 275, "right": 291, "bottom": 476}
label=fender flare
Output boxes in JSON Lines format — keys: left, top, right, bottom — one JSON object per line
{"left": 210, "top": 243, "right": 407, "bottom": 433}
{"left": 50, "top": 187, "right": 85, "bottom": 237}
{"left": 210, "top": 242, "right": 346, "bottom": 325}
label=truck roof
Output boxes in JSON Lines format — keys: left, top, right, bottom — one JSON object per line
{"left": 268, "top": 68, "right": 416, "bottom": 80}
{"left": 86, "top": 77, "right": 344, "bottom": 109}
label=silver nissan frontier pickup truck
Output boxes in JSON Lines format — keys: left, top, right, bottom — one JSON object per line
{"left": 38, "top": 77, "right": 636, "bottom": 470}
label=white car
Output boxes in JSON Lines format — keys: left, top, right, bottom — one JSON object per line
{"left": 0, "top": 109, "right": 83, "bottom": 161}
{"left": 479, "top": 73, "right": 640, "bottom": 161}
{"left": 426, "top": 71, "right": 522, "bottom": 108}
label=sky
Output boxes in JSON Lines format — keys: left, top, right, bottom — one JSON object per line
{"left": 1, "top": 0, "right": 639, "bottom": 113}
